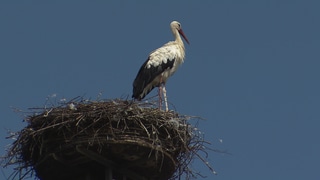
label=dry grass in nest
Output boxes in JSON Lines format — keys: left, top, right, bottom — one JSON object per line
{"left": 2, "top": 96, "right": 216, "bottom": 180}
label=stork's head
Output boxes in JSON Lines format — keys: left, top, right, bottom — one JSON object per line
{"left": 170, "top": 21, "right": 190, "bottom": 44}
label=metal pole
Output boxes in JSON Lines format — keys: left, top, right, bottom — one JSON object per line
{"left": 105, "top": 166, "right": 113, "bottom": 180}
{"left": 85, "top": 172, "right": 91, "bottom": 180}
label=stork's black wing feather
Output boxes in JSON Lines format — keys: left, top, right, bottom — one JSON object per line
{"left": 132, "top": 57, "right": 175, "bottom": 100}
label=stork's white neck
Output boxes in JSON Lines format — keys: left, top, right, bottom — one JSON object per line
{"left": 172, "top": 28, "right": 185, "bottom": 49}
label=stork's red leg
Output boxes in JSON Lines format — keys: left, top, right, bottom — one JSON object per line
{"left": 162, "top": 84, "right": 168, "bottom": 112}
{"left": 158, "top": 86, "right": 162, "bottom": 109}
{"left": 157, "top": 75, "right": 164, "bottom": 110}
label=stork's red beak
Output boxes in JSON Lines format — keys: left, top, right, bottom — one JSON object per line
{"left": 178, "top": 29, "right": 190, "bottom": 44}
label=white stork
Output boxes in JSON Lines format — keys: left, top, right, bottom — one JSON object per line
{"left": 132, "top": 21, "right": 189, "bottom": 111}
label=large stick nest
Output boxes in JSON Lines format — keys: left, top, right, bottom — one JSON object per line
{"left": 2, "top": 97, "right": 216, "bottom": 180}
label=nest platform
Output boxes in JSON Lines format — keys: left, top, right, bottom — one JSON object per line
{"left": 2, "top": 98, "right": 214, "bottom": 180}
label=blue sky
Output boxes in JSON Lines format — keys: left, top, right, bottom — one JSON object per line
{"left": 1, "top": 1, "right": 320, "bottom": 179}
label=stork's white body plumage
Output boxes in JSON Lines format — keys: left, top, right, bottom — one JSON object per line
{"left": 132, "top": 21, "right": 189, "bottom": 111}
